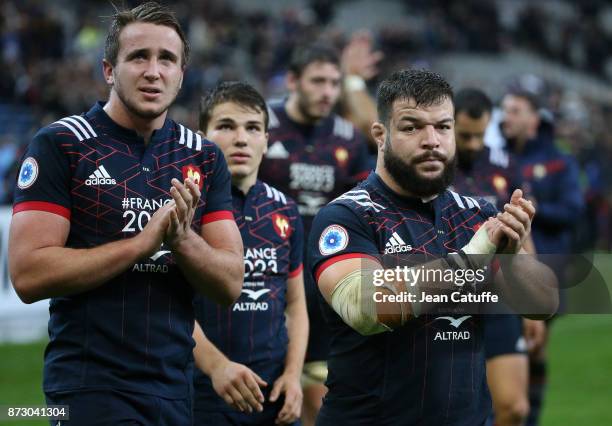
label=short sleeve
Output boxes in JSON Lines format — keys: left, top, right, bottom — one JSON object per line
{"left": 201, "top": 145, "right": 234, "bottom": 224}
{"left": 13, "top": 130, "right": 71, "bottom": 219}
{"left": 477, "top": 197, "right": 499, "bottom": 222}
{"left": 308, "top": 202, "right": 379, "bottom": 283}
{"left": 288, "top": 203, "right": 304, "bottom": 278}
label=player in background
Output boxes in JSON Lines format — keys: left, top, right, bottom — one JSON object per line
{"left": 500, "top": 90, "right": 583, "bottom": 426}
{"left": 452, "top": 88, "right": 545, "bottom": 426}
{"left": 9, "top": 3, "right": 243, "bottom": 425}
{"left": 192, "top": 81, "right": 308, "bottom": 426}
{"left": 257, "top": 42, "right": 371, "bottom": 426}
{"left": 309, "top": 69, "right": 558, "bottom": 425}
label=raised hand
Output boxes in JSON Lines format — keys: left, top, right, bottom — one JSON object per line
{"left": 165, "top": 178, "right": 201, "bottom": 248}
{"left": 491, "top": 189, "right": 536, "bottom": 254}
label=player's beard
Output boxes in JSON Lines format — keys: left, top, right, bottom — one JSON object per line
{"left": 114, "top": 77, "right": 178, "bottom": 120}
{"left": 383, "top": 134, "right": 456, "bottom": 197}
{"left": 296, "top": 86, "right": 329, "bottom": 123}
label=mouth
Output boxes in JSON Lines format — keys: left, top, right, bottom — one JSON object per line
{"left": 229, "top": 152, "right": 251, "bottom": 163}
{"left": 139, "top": 87, "right": 162, "bottom": 99}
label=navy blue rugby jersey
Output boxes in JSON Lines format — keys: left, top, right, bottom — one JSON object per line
{"left": 259, "top": 101, "right": 371, "bottom": 234}
{"left": 452, "top": 146, "right": 523, "bottom": 211}
{"left": 12, "top": 102, "right": 233, "bottom": 399}
{"left": 308, "top": 173, "right": 497, "bottom": 426}
{"left": 193, "top": 180, "right": 303, "bottom": 411}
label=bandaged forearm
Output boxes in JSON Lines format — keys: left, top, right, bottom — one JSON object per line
{"left": 449, "top": 223, "right": 497, "bottom": 270}
{"left": 329, "top": 229, "right": 498, "bottom": 333}
{"left": 330, "top": 269, "right": 395, "bottom": 336}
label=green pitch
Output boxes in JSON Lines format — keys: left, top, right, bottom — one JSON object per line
{"left": 1, "top": 315, "right": 611, "bottom": 425}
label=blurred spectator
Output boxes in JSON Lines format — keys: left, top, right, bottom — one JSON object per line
{"left": 0, "top": 0, "right": 610, "bottom": 250}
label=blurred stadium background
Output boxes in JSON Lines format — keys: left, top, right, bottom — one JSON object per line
{"left": 0, "top": 0, "right": 611, "bottom": 424}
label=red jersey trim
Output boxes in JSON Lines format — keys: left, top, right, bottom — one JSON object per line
{"left": 201, "top": 210, "right": 234, "bottom": 225}
{"left": 13, "top": 201, "right": 71, "bottom": 219}
{"left": 288, "top": 263, "right": 304, "bottom": 279}
{"left": 315, "top": 253, "right": 378, "bottom": 282}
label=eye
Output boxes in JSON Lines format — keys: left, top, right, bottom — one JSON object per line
{"left": 217, "top": 124, "right": 233, "bottom": 131}
{"left": 247, "top": 125, "right": 262, "bottom": 133}
{"left": 159, "top": 53, "right": 177, "bottom": 63}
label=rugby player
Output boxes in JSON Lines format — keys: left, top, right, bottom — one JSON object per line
{"left": 192, "top": 81, "right": 308, "bottom": 426}
{"left": 9, "top": 3, "right": 243, "bottom": 424}
{"left": 308, "top": 69, "right": 558, "bottom": 425}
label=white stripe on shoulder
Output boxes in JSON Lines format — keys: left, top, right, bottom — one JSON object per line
{"left": 333, "top": 116, "right": 354, "bottom": 139}
{"left": 62, "top": 117, "right": 91, "bottom": 139}
{"left": 332, "top": 189, "right": 386, "bottom": 212}
{"left": 179, "top": 124, "right": 185, "bottom": 145}
{"left": 176, "top": 124, "right": 202, "bottom": 151}
{"left": 54, "top": 119, "right": 84, "bottom": 141}
{"left": 489, "top": 147, "right": 509, "bottom": 168}
{"left": 464, "top": 196, "right": 480, "bottom": 209}
{"left": 262, "top": 183, "right": 288, "bottom": 205}
{"left": 186, "top": 129, "right": 194, "bottom": 149}
{"left": 263, "top": 182, "right": 273, "bottom": 199}
{"left": 449, "top": 190, "right": 465, "bottom": 209}
{"left": 71, "top": 115, "right": 97, "bottom": 138}
{"left": 267, "top": 106, "right": 279, "bottom": 129}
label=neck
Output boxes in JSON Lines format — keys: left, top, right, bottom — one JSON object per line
{"left": 285, "top": 95, "right": 318, "bottom": 125}
{"left": 104, "top": 91, "right": 167, "bottom": 144}
{"left": 375, "top": 165, "right": 415, "bottom": 198}
{"left": 233, "top": 173, "right": 257, "bottom": 195}
{"left": 512, "top": 136, "right": 529, "bottom": 154}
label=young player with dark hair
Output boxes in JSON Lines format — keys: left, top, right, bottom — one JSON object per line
{"left": 193, "top": 81, "right": 308, "bottom": 426}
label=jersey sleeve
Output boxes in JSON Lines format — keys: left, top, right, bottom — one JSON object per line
{"left": 477, "top": 197, "right": 499, "bottom": 221}
{"left": 288, "top": 202, "right": 304, "bottom": 278}
{"left": 201, "top": 145, "right": 234, "bottom": 224}
{"left": 13, "top": 129, "right": 72, "bottom": 219}
{"left": 308, "top": 202, "right": 379, "bottom": 283}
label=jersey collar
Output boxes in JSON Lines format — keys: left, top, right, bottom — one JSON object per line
{"left": 367, "top": 172, "right": 441, "bottom": 210}
{"left": 86, "top": 101, "right": 173, "bottom": 145}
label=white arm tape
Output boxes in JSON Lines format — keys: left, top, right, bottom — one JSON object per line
{"left": 330, "top": 269, "right": 392, "bottom": 336}
{"left": 460, "top": 223, "right": 497, "bottom": 268}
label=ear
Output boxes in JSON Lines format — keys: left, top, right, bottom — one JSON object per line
{"left": 263, "top": 132, "right": 269, "bottom": 155}
{"left": 286, "top": 71, "right": 298, "bottom": 92}
{"left": 371, "top": 121, "right": 387, "bottom": 151}
{"left": 102, "top": 59, "right": 114, "bottom": 85}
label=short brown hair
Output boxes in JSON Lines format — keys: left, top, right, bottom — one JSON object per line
{"left": 104, "top": 1, "right": 190, "bottom": 67}
{"left": 199, "top": 81, "right": 269, "bottom": 132}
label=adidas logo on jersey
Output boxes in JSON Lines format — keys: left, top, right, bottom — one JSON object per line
{"left": 85, "top": 165, "right": 116, "bottom": 186}
{"left": 266, "top": 141, "right": 289, "bottom": 159}
{"left": 384, "top": 232, "right": 413, "bottom": 254}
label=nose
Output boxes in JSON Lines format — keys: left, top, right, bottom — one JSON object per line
{"left": 421, "top": 125, "right": 440, "bottom": 149}
{"left": 322, "top": 81, "right": 337, "bottom": 100}
{"left": 143, "top": 59, "right": 160, "bottom": 80}
{"left": 234, "top": 126, "right": 249, "bottom": 146}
